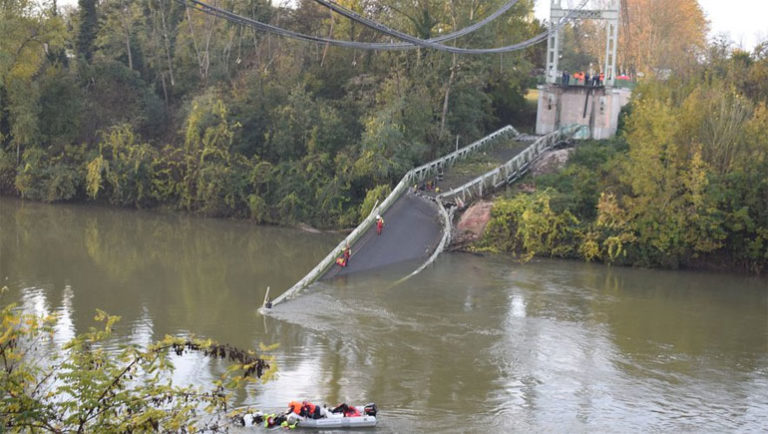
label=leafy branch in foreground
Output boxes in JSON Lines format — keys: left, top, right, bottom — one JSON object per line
{"left": 0, "top": 287, "right": 276, "bottom": 432}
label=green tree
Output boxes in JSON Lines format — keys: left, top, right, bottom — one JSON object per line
{"left": 77, "top": 0, "right": 98, "bottom": 62}
{"left": 179, "top": 93, "right": 253, "bottom": 216}
{"left": 480, "top": 189, "right": 579, "bottom": 261}
{"left": 0, "top": 286, "right": 275, "bottom": 432}
{"left": 86, "top": 124, "right": 157, "bottom": 207}
{"left": 38, "top": 66, "right": 83, "bottom": 151}
{"left": 14, "top": 145, "right": 83, "bottom": 202}
{"left": 0, "top": 0, "right": 65, "bottom": 161}
{"left": 97, "top": 0, "right": 142, "bottom": 70}
{"left": 77, "top": 60, "right": 166, "bottom": 143}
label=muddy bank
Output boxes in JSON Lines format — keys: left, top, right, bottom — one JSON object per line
{"left": 450, "top": 200, "right": 493, "bottom": 250}
{"left": 449, "top": 149, "right": 574, "bottom": 251}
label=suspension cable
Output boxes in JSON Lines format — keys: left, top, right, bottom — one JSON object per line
{"left": 181, "top": 0, "right": 587, "bottom": 54}
{"left": 179, "top": 0, "right": 521, "bottom": 51}
{"left": 312, "top": 0, "right": 523, "bottom": 46}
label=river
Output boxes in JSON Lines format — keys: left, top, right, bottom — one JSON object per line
{"left": 1, "top": 197, "right": 766, "bottom": 432}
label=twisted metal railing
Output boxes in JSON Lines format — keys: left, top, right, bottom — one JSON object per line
{"left": 409, "top": 125, "right": 521, "bottom": 184}
{"left": 263, "top": 125, "right": 521, "bottom": 310}
{"left": 437, "top": 124, "right": 586, "bottom": 205}
{"left": 393, "top": 124, "right": 586, "bottom": 286}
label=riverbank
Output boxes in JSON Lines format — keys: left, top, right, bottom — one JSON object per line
{"left": 452, "top": 131, "right": 767, "bottom": 274}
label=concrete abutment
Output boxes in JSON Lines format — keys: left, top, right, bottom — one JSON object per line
{"left": 536, "top": 84, "right": 631, "bottom": 140}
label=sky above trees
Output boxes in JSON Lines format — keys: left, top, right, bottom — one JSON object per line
{"left": 54, "top": 0, "right": 765, "bottom": 51}
{"left": 533, "top": 0, "right": 766, "bottom": 51}
{"left": 696, "top": 0, "right": 766, "bottom": 50}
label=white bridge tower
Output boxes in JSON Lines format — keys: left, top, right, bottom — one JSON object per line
{"left": 537, "top": 0, "right": 630, "bottom": 139}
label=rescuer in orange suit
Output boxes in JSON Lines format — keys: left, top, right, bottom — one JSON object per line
{"left": 288, "top": 400, "right": 303, "bottom": 415}
{"left": 376, "top": 215, "right": 384, "bottom": 235}
{"left": 301, "top": 401, "right": 322, "bottom": 419}
{"left": 336, "top": 244, "right": 351, "bottom": 267}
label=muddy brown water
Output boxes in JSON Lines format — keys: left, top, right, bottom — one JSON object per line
{"left": 1, "top": 197, "right": 766, "bottom": 432}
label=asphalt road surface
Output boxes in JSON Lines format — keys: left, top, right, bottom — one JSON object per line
{"left": 322, "top": 192, "right": 443, "bottom": 279}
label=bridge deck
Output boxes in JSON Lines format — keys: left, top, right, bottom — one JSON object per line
{"left": 322, "top": 192, "right": 442, "bottom": 279}
{"left": 265, "top": 125, "right": 547, "bottom": 308}
{"left": 322, "top": 138, "right": 526, "bottom": 280}
{"left": 425, "top": 139, "right": 527, "bottom": 198}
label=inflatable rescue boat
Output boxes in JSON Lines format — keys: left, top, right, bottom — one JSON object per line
{"left": 288, "top": 403, "right": 377, "bottom": 429}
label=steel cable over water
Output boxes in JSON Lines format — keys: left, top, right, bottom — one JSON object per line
{"left": 179, "top": 0, "right": 507, "bottom": 51}
{"left": 309, "top": 0, "right": 523, "bottom": 46}
{"left": 181, "top": 0, "right": 588, "bottom": 54}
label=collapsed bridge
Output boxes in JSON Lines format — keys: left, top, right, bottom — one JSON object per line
{"left": 263, "top": 124, "right": 584, "bottom": 311}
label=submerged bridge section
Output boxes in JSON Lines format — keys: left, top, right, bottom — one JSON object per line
{"left": 322, "top": 192, "right": 441, "bottom": 279}
{"left": 265, "top": 124, "right": 583, "bottom": 310}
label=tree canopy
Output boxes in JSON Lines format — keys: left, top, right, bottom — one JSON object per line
{"left": 0, "top": 286, "right": 275, "bottom": 432}
{"left": 553, "top": 0, "right": 708, "bottom": 77}
{"left": 0, "top": 0, "right": 541, "bottom": 227}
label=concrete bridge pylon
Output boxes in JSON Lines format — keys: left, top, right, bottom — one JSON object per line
{"left": 538, "top": 0, "right": 630, "bottom": 140}
{"left": 536, "top": 85, "right": 630, "bottom": 140}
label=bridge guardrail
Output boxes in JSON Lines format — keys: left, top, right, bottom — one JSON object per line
{"left": 438, "top": 124, "right": 586, "bottom": 205}
{"left": 396, "top": 124, "right": 585, "bottom": 285}
{"left": 265, "top": 125, "right": 521, "bottom": 309}
{"left": 392, "top": 197, "right": 453, "bottom": 285}
{"left": 409, "top": 125, "right": 520, "bottom": 184}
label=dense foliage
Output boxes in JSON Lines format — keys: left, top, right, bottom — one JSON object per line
{"left": 0, "top": 286, "right": 275, "bottom": 432}
{"left": 556, "top": 0, "right": 708, "bottom": 77}
{"left": 4, "top": 0, "right": 766, "bottom": 271}
{"left": 479, "top": 45, "right": 768, "bottom": 273}
{"left": 0, "top": 0, "right": 540, "bottom": 228}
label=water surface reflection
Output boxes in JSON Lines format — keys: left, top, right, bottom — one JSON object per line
{"left": 2, "top": 198, "right": 766, "bottom": 431}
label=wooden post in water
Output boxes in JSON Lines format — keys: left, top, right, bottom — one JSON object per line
{"left": 262, "top": 286, "right": 271, "bottom": 308}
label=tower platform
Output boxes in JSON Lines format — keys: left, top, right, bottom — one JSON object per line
{"left": 536, "top": 84, "right": 631, "bottom": 140}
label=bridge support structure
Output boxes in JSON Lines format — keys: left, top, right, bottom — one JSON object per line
{"left": 540, "top": 0, "right": 629, "bottom": 140}
{"left": 546, "top": 0, "right": 620, "bottom": 87}
{"left": 536, "top": 85, "right": 630, "bottom": 140}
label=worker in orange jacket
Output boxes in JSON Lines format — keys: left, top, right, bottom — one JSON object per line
{"left": 376, "top": 215, "right": 384, "bottom": 235}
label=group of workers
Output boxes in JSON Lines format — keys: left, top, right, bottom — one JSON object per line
{"left": 260, "top": 401, "right": 362, "bottom": 428}
{"left": 415, "top": 179, "right": 440, "bottom": 194}
{"left": 335, "top": 214, "right": 385, "bottom": 268}
{"left": 260, "top": 401, "right": 323, "bottom": 429}
{"left": 561, "top": 70, "right": 604, "bottom": 87}
{"left": 288, "top": 400, "right": 325, "bottom": 419}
